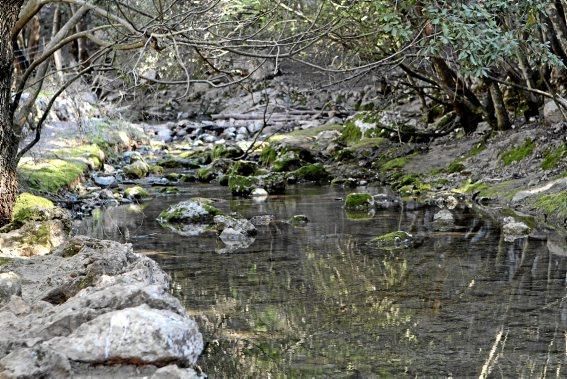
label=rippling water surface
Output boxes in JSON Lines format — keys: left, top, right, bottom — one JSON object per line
{"left": 77, "top": 184, "right": 567, "bottom": 377}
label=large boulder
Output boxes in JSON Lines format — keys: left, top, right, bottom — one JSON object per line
{"left": 123, "top": 160, "right": 150, "bottom": 179}
{"left": 0, "top": 194, "right": 71, "bottom": 258}
{"left": 0, "top": 236, "right": 203, "bottom": 378}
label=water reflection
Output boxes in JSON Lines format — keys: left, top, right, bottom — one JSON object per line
{"left": 77, "top": 185, "right": 567, "bottom": 377}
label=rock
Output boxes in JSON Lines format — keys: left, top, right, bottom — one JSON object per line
{"left": 345, "top": 193, "right": 374, "bottom": 210}
{"left": 196, "top": 167, "right": 216, "bottom": 182}
{"left": 502, "top": 217, "right": 531, "bottom": 241}
{"left": 250, "top": 215, "right": 276, "bottom": 226}
{"left": 228, "top": 175, "right": 259, "bottom": 197}
{"left": 0, "top": 273, "right": 22, "bottom": 304}
{"left": 157, "top": 157, "right": 200, "bottom": 169}
{"left": 158, "top": 199, "right": 221, "bottom": 224}
{"left": 543, "top": 100, "right": 563, "bottom": 124}
{"left": 124, "top": 186, "right": 149, "bottom": 200}
{"left": 369, "top": 231, "right": 414, "bottom": 250}
{"left": 373, "top": 193, "right": 401, "bottom": 209}
{"left": 212, "top": 144, "right": 243, "bottom": 159}
{"left": 251, "top": 188, "right": 268, "bottom": 197}
{"left": 123, "top": 151, "right": 144, "bottom": 164}
{"left": 123, "top": 160, "right": 150, "bottom": 179}
{"left": 293, "top": 164, "right": 330, "bottom": 183}
{"left": 259, "top": 173, "right": 287, "bottom": 195}
{"left": 289, "top": 215, "right": 309, "bottom": 226}
{"left": 213, "top": 215, "right": 257, "bottom": 237}
{"left": 152, "top": 365, "right": 202, "bottom": 379}
{"left": 92, "top": 174, "right": 117, "bottom": 188}
{"left": 433, "top": 209, "right": 455, "bottom": 230}
{"left": 0, "top": 236, "right": 203, "bottom": 377}
{"left": 229, "top": 160, "right": 258, "bottom": 176}
{"left": 0, "top": 199, "right": 71, "bottom": 258}
{"left": 217, "top": 228, "right": 255, "bottom": 254}
{"left": 272, "top": 151, "right": 302, "bottom": 172}
{"left": 45, "top": 305, "right": 202, "bottom": 366}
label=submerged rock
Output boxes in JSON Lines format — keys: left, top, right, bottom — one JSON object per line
{"left": 369, "top": 231, "right": 414, "bottom": 250}
{"left": 289, "top": 215, "right": 309, "bottom": 226}
{"left": 0, "top": 236, "right": 203, "bottom": 377}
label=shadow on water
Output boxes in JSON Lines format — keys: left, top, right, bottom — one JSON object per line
{"left": 77, "top": 184, "right": 567, "bottom": 378}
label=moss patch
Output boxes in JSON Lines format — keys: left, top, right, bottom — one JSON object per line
{"left": 535, "top": 192, "right": 567, "bottom": 221}
{"left": 447, "top": 160, "right": 465, "bottom": 173}
{"left": 260, "top": 145, "right": 277, "bottom": 166}
{"left": 293, "top": 163, "right": 330, "bottom": 183}
{"left": 345, "top": 193, "right": 374, "bottom": 210}
{"left": 340, "top": 121, "right": 363, "bottom": 144}
{"left": 542, "top": 144, "right": 567, "bottom": 170}
{"left": 228, "top": 175, "right": 259, "bottom": 196}
{"left": 381, "top": 156, "right": 412, "bottom": 171}
{"left": 19, "top": 158, "right": 86, "bottom": 193}
{"left": 124, "top": 186, "right": 149, "bottom": 200}
{"left": 501, "top": 139, "right": 535, "bottom": 166}
{"left": 12, "top": 193, "right": 54, "bottom": 225}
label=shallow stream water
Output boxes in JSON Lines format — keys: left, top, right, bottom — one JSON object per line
{"left": 77, "top": 184, "right": 567, "bottom": 377}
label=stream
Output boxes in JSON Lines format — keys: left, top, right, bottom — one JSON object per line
{"left": 77, "top": 183, "right": 567, "bottom": 377}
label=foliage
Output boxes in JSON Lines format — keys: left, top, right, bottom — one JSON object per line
{"left": 501, "top": 139, "right": 535, "bottom": 166}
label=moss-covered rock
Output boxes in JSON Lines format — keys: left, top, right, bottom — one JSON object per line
{"left": 19, "top": 158, "right": 86, "bottom": 193}
{"left": 229, "top": 160, "right": 258, "bottom": 177}
{"left": 542, "top": 144, "right": 567, "bottom": 170}
{"left": 259, "top": 173, "right": 287, "bottom": 195}
{"left": 124, "top": 186, "right": 149, "bottom": 200}
{"left": 149, "top": 165, "right": 165, "bottom": 175}
{"left": 260, "top": 145, "right": 277, "bottom": 166}
{"left": 345, "top": 193, "right": 374, "bottom": 210}
{"left": 369, "top": 231, "right": 414, "bottom": 250}
{"left": 535, "top": 191, "right": 567, "bottom": 225}
{"left": 54, "top": 144, "right": 106, "bottom": 170}
{"left": 381, "top": 156, "right": 411, "bottom": 171}
{"left": 272, "top": 151, "right": 302, "bottom": 172}
{"left": 11, "top": 193, "right": 54, "bottom": 225}
{"left": 123, "top": 160, "right": 150, "bottom": 179}
{"left": 293, "top": 164, "right": 330, "bottom": 183}
{"left": 197, "top": 167, "right": 216, "bottom": 182}
{"left": 228, "top": 175, "right": 259, "bottom": 197}
{"left": 212, "top": 144, "right": 243, "bottom": 159}
{"left": 159, "top": 186, "right": 180, "bottom": 194}
{"left": 158, "top": 198, "right": 222, "bottom": 224}
{"left": 165, "top": 173, "right": 181, "bottom": 181}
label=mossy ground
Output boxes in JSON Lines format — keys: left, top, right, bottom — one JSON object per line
{"left": 501, "top": 139, "right": 535, "bottom": 166}
{"left": 12, "top": 193, "right": 54, "bottom": 225}
{"left": 19, "top": 144, "right": 106, "bottom": 193}
{"left": 535, "top": 192, "right": 567, "bottom": 222}
{"left": 541, "top": 144, "right": 567, "bottom": 170}
{"left": 293, "top": 164, "right": 329, "bottom": 182}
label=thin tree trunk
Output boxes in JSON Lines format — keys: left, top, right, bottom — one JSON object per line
{"left": 0, "top": 0, "right": 25, "bottom": 226}
{"left": 545, "top": 3, "right": 567, "bottom": 59}
{"left": 488, "top": 80, "right": 511, "bottom": 131}
{"left": 52, "top": 5, "right": 65, "bottom": 82}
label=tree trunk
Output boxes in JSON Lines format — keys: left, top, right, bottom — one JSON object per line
{"left": 0, "top": 0, "right": 25, "bottom": 226}
{"left": 545, "top": 3, "right": 567, "bottom": 59}
{"left": 488, "top": 80, "right": 511, "bottom": 131}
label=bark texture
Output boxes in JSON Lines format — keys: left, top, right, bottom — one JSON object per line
{"left": 0, "top": 0, "right": 25, "bottom": 226}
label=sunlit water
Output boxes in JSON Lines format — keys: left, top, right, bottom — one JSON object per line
{"left": 77, "top": 184, "right": 567, "bottom": 377}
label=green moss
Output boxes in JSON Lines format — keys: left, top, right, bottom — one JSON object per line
{"left": 53, "top": 144, "right": 105, "bottom": 170}
{"left": 124, "top": 186, "right": 149, "bottom": 199}
{"left": 345, "top": 193, "right": 374, "bottom": 210}
{"left": 19, "top": 158, "right": 86, "bottom": 192}
{"left": 160, "top": 186, "right": 180, "bottom": 194}
{"left": 212, "top": 144, "right": 243, "bottom": 159}
{"left": 370, "top": 231, "right": 413, "bottom": 249}
{"left": 455, "top": 180, "right": 489, "bottom": 195}
{"left": 272, "top": 151, "right": 302, "bottom": 172}
{"left": 454, "top": 179, "right": 518, "bottom": 200}
{"left": 340, "top": 121, "right": 363, "bottom": 144}
{"left": 197, "top": 167, "right": 216, "bottom": 182}
{"left": 447, "top": 160, "right": 465, "bottom": 173}
{"left": 260, "top": 173, "right": 287, "bottom": 194}
{"left": 293, "top": 163, "right": 330, "bottom": 182}
{"left": 535, "top": 192, "right": 567, "bottom": 221}
{"left": 149, "top": 165, "right": 164, "bottom": 175}
{"left": 123, "top": 160, "right": 149, "bottom": 179}
{"left": 542, "top": 144, "right": 567, "bottom": 170}
{"left": 381, "top": 156, "right": 410, "bottom": 171}
{"left": 501, "top": 139, "right": 535, "bottom": 166}
{"left": 270, "top": 124, "right": 341, "bottom": 141}
{"left": 260, "top": 145, "right": 277, "bottom": 166}
{"left": 228, "top": 175, "right": 259, "bottom": 196}
{"left": 467, "top": 143, "right": 486, "bottom": 157}
{"left": 12, "top": 193, "right": 54, "bottom": 224}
